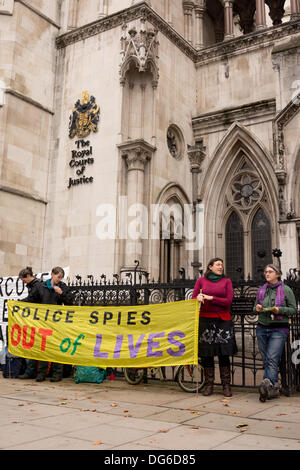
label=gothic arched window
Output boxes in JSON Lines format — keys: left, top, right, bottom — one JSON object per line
{"left": 222, "top": 155, "right": 274, "bottom": 279}
{"left": 225, "top": 211, "right": 244, "bottom": 282}
{"left": 251, "top": 208, "right": 272, "bottom": 280}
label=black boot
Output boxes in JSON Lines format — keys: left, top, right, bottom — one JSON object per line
{"left": 202, "top": 367, "right": 215, "bottom": 396}
{"left": 219, "top": 365, "right": 232, "bottom": 397}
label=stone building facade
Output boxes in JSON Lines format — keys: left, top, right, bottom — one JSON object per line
{"left": 0, "top": 0, "right": 300, "bottom": 281}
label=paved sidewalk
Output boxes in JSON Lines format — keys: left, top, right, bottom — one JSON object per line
{"left": 1, "top": 375, "right": 300, "bottom": 450}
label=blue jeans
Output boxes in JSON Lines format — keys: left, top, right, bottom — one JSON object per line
{"left": 256, "top": 327, "right": 288, "bottom": 385}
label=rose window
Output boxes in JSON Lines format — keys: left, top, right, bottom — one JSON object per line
{"left": 231, "top": 173, "right": 263, "bottom": 209}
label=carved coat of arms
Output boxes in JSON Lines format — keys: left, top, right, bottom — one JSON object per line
{"left": 69, "top": 91, "right": 100, "bottom": 139}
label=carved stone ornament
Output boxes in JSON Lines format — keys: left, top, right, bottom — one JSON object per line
{"left": 117, "top": 138, "right": 156, "bottom": 171}
{"left": 120, "top": 17, "right": 159, "bottom": 87}
{"left": 273, "top": 93, "right": 300, "bottom": 171}
{"left": 69, "top": 91, "right": 100, "bottom": 139}
{"left": 167, "top": 125, "right": 184, "bottom": 160}
{"left": 187, "top": 145, "right": 205, "bottom": 171}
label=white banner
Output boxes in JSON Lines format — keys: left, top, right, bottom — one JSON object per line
{"left": 0, "top": 268, "right": 70, "bottom": 351}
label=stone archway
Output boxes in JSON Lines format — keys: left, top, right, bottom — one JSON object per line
{"left": 150, "top": 183, "right": 192, "bottom": 281}
{"left": 201, "top": 122, "right": 279, "bottom": 277}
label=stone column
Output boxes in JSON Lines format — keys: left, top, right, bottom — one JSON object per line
{"left": 183, "top": 1, "right": 194, "bottom": 44}
{"left": 164, "top": 0, "right": 172, "bottom": 25}
{"left": 98, "top": 0, "right": 108, "bottom": 18}
{"left": 188, "top": 146, "right": 205, "bottom": 278}
{"left": 0, "top": 80, "right": 5, "bottom": 106}
{"left": 67, "top": 0, "right": 78, "bottom": 30}
{"left": 290, "top": 0, "right": 300, "bottom": 19}
{"left": 118, "top": 139, "right": 156, "bottom": 272}
{"left": 224, "top": 0, "right": 234, "bottom": 41}
{"left": 255, "top": 0, "right": 267, "bottom": 30}
{"left": 140, "top": 84, "right": 146, "bottom": 140}
{"left": 195, "top": 1, "right": 206, "bottom": 50}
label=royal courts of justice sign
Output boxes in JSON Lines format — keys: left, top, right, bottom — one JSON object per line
{"left": 7, "top": 299, "right": 199, "bottom": 367}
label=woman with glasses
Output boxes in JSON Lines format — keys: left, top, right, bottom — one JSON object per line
{"left": 254, "top": 264, "right": 297, "bottom": 402}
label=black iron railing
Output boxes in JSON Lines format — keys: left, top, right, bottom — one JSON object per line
{"left": 68, "top": 269, "right": 300, "bottom": 394}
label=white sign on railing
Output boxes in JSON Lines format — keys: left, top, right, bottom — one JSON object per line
{"left": 0, "top": 267, "right": 70, "bottom": 351}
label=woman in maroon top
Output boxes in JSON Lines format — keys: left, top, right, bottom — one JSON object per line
{"left": 192, "top": 258, "right": 237, "bottom": 396}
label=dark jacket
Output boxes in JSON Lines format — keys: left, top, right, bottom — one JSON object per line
{"left": 23, "top": 280, "right": 73, "bottom": 306}
{"left": 25, "top": 278, "right": 41, "bottom": 295}
{"left": 253, "top": 284, "right": 297, "bottom": 327}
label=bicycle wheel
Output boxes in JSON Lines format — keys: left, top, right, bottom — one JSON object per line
{"left": 124, "top": 368, "right": 146, "bottom": 385}
{"left": 177, "top": 364, "right": 205, "bottom": 393}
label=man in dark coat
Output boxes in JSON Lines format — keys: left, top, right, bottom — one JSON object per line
{"left": 21, "top": 266, "right": 73, "bottom": 382}
{"left": 17, "top": 267, "right": 41, "bottom": 379}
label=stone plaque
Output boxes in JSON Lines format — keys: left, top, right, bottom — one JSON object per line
{"left": 0, "top": 0, "right": 14, "bottom": 15}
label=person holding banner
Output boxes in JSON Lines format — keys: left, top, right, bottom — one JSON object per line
{"left": 21, "top": 266, "right": 73, "bottom": 382}
{"left": 192, "top": 258, "right": 237, "bottom": 397}
{"left": 17, "top": 267, "right": 41, "bottom": 379}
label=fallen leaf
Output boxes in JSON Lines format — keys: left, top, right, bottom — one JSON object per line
{"left": 158, "top": 429, "right": 169, "bottom": 433}
{"left": 110, "top": 403, "right": 118, "bottom": 407}
{"left": 190, "top": 411, "right": 200, "bottom": 415}
{"left": 228, "top": 410, "right": 240, "bottom": 415}
{"left": 191, "top": 426, "right": 199, "bottom": 429}
{"left": 12, "top": 421, "right": 20, "bottom": 424}
{"left": 236, "top": 423, "right": 248, "bottom": 428}
{"left": 275, "top": 425, "right": 284, "bottom": 429}
{"left": 93, "top": 441, "right": 102, "bottom": 446}
{"left": 18, "top": 404, "right": 24, "bottom": 407}
{"left": 59, "top": 402, "right": 68, "bottom": 406}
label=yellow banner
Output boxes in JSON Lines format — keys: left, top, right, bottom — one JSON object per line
{"left": 7, "top": 299, "right": 199, "bottom": 367}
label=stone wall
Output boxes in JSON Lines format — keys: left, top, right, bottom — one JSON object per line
{"left": 0, "top": 0, "right": 60, "bottom": 276}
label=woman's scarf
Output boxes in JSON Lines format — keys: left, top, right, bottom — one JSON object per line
{"left": 46, "top": 278, "right": 54, "bottom": 290}
{"left": 208, "top": 273, "right": 223, "bottom": 282}
{"left": 256, "top": 280, "right": 285, "bottom": 306}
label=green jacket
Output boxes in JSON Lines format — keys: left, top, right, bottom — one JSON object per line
{"left": 253, "top": 284, "right": 297, "bottom": 327}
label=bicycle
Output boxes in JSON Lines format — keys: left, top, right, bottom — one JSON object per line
{"left": 175, "top": 363, "right": 205, "bottom": 393}
{"left": 124, "top": 364, "right": 205, "bottom": 393}
{"left": 124, "top": 366, "right": 166, "bottom": 385}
